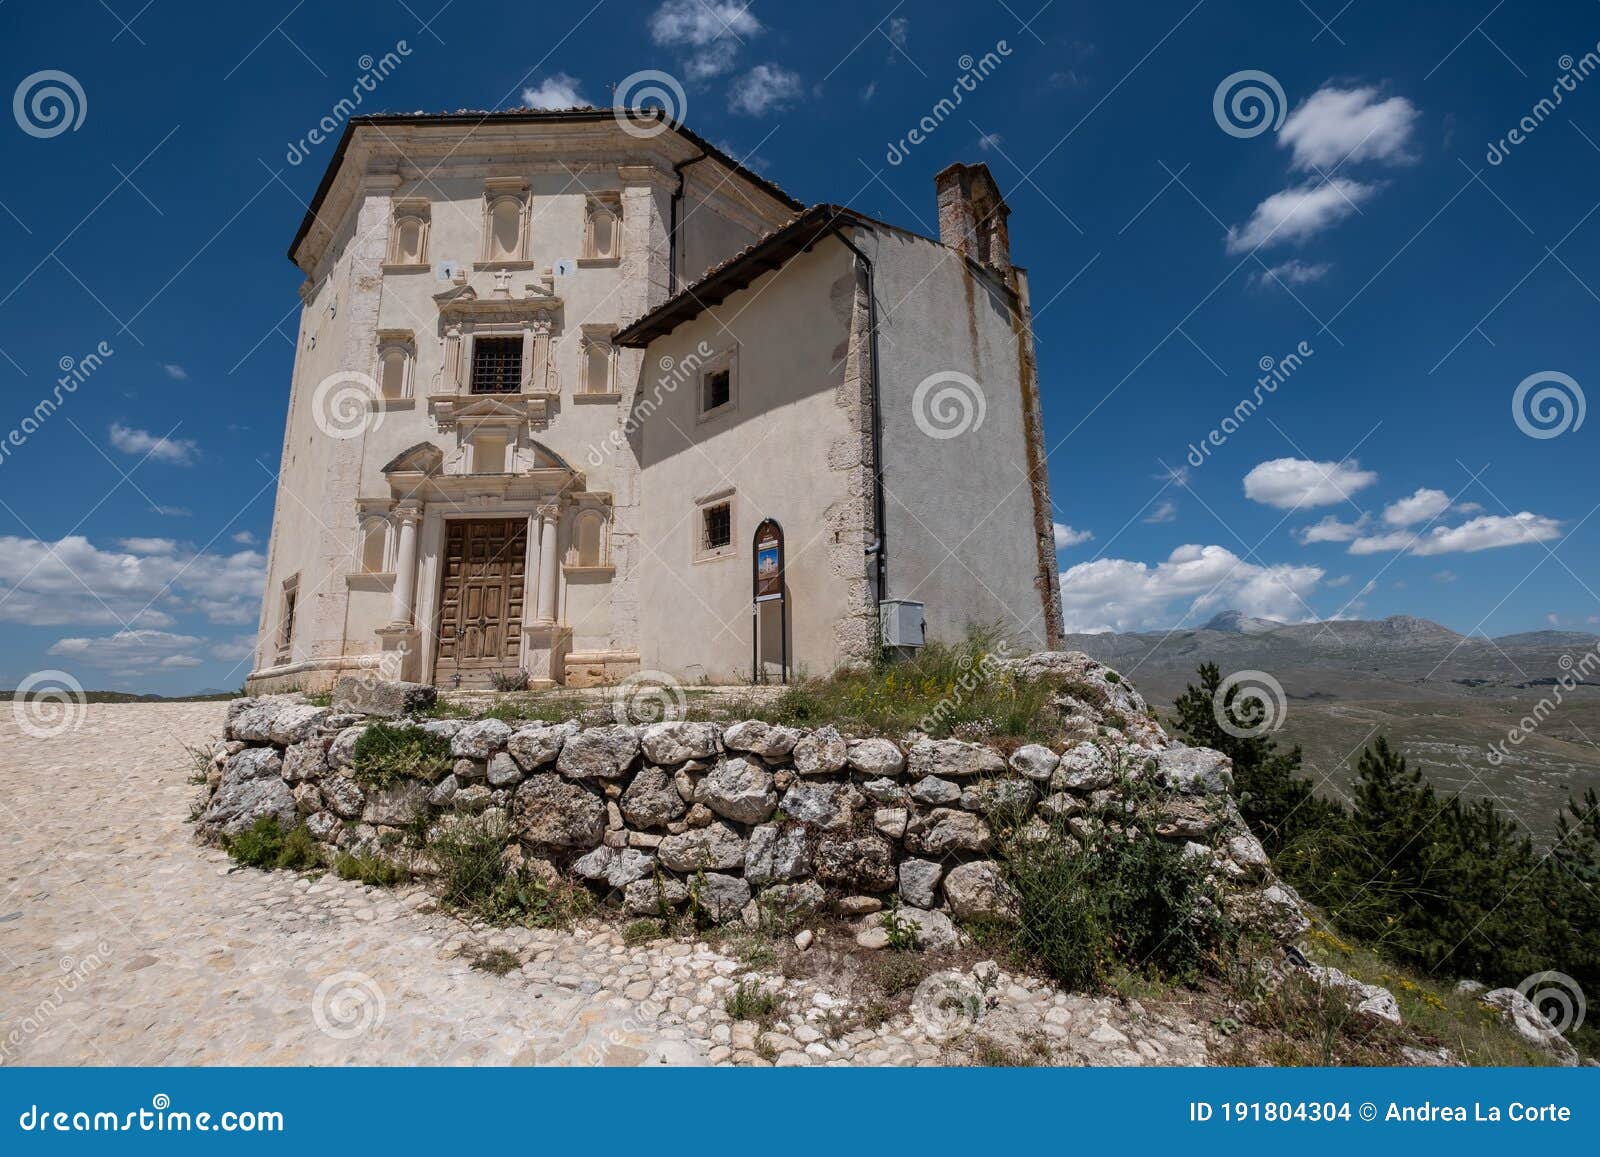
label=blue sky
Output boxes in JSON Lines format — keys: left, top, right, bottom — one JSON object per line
{"left": 2, "top": 0, "right": 1599, "bottom": 691}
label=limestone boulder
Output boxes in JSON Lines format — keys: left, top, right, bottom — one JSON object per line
{"left": 361, "top": 780, "right": 429, "bottom": 826}
{"left": 572, "top": 845, "right": 657, "bottom": 888}
{"left": 791, "top": 726, "right": 848, "bottom": 775}
{"left": 745, "top": 822, "right": 811, "bottom": 886}
{"left": 1052, "top": 742, "right": 1114, "bottom": 792}
{"left": 898, "top": 858, "right": 943, "bottom": 908}
{"left": 199, "top": 747, "right": 296, "bottom": 837}
{"left": 506, "top": 720, "right": 579, "bottom": 771}
{"left": 485, "top": 751, "right": 524, "bottom": 788}
{"left": 1008, "top": 743, "right": 1060, "bottom": 782}
{"left": 512, "top": 774, "right": 606, "bottom": 848}
{"left": 658, "top": 821, "right": 747, "bottom": 872}
{"left": 331, "top": 676, "right": 437, "bottom": 718}
{"left": 320, "top": 775, "right": 366, "bottom": 820}
{"left": 620, "top": 765, "right": 688, "bottom": 829}
{"left": 942, "top": 861, "right": 1019, "bottom": 923}
{"left": 906, "top": 808, "right": 993, "bottom": 856}
{"left": 847, "top": 738, "right": 905, "bottom": 777}
{"left": 814, "top": 833, "right": 896, "bottom": 892}
{"left": 1480, "top": 988, "right": 1579, "bottom": 1065}
{"left": 640, "top": 721, "right": 721, "bottom": 765}
{"left": 624, "top": 875, "right": 688, "bottom": 915}
{"left": 779, "top": 781, "right": 854, "bottom": 831}
{"left": 722, "top": 719, "right": 801, "bottom": 760}
{"left": 281, "top": 740, "right": 328, "bottom": 783}
{"left": 906, "top": 738, "right": 1005, "bottom": 779}
{"left": 694, "top": 873, "right": 751, "bottom": 923}
{"left": 451, "top": 718, "right": 513, "bottom": 760}
{"left": 696, "top": 757, "right": 778, "bottom": 824}
{"left": 556, "top": 725, "right": 641, "bottom": 779}
{"left": 1157, "top": 745, "right": 1234, "bottom": 795}
{"left": 227, "top": 698, "right": 330, "bottom": 745}
{"left": 327, "top": 726, "right": 366, "bottom": 769}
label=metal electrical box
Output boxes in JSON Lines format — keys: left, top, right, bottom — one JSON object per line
{"left": 879, "top": 599, "right": 926, "bottom": 648}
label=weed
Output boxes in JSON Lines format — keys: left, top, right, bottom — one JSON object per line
{"left": 468, "top": 948, "right": 522, "bottom": 976}
{"left": 429, "top": 814, "right": 591, "bottom": 928}
{"left": 623, "top": 918, "right": 668, "bottom": 946}
{"left": 349, "top": 723, "right": 453, "bottom": 790}
{"left": 223, "top": 817, "right": 321, "bottom": 871}
{"left": 724, "top": 979, "right": 779, "bottom": 1024}
{"left": 334, "top": 849, "right": 410, "bottom": 887}
{"left": 880, "top": 901, "right": 920, "bottom": 953}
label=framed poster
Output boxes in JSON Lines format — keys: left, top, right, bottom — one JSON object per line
{"left": 753, "top": 519, "right": 783, "bottom": 603}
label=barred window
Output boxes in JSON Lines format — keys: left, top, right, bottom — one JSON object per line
{"left": 471, "top": 336, "right": 523, "bottom": 394}
{"left": 702, "top": 503, "right": 731, "bottom": 550}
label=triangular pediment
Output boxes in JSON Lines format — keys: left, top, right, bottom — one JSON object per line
{"left": 381, "top": 441, "right": 445, "bottom": 475}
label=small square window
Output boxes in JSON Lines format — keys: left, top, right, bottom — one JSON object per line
{"left": 702, "top": 368, "right": 731, "bottom": 413}
{"left": 471, "top": 337, "right": 523, "bottom": 394}
{"left": 703, "top": 503, "right": 732, "bottom": 550}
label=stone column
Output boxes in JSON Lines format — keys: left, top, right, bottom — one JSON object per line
{"left": 389, "top": 503, "right": 423, "bottom": 625}
{"left": 536, "top": 504, "right": 561, "bottom": 624}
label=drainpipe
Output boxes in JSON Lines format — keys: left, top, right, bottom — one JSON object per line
{"left": 669, "top": 152, "right": 710, "bottom": 295}
{"left": 833, "top": 227, "right": 887, "bottom": 612}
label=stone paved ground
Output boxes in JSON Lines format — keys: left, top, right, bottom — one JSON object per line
{"left": 0, "top": 703, "right": 1210, "bottom": 1066}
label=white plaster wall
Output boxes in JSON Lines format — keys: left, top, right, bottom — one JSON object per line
{"left": 635, "top": 240, "right": 858, "bottom": 681}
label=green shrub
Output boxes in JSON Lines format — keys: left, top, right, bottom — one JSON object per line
{"left": 349, "top": 723, "right": 454, "bottom": 790}
{"left": 224, "top": 816, "right": 321, "bottom": 871}
{"left": 623, "top": 918, "right": 668, "bottom": 946}
{"left": 428, "top": 815, "right": 591, "bottom": 927}
{"left": 334, "top": 849, "right": 409, "bottom": 887}
{"left": 724, "top": 980, "right": 779, "bottom": 1023}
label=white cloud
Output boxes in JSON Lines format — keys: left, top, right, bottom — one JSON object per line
{"left": 1280, "top": 85, "right": 1419, "bottom": 171}
{"left": 1060, "top": 544, "right": 1323, "bottom": 633}
{"left": 48, "top": 629, "right": 205, "bottom": 673}
{"left": 729, "top": 64, "right": 804, "bottom": 116}
{"left": 1348, "top": 513, "right": 1561, "bottom": 556}
{"left": 1144, "top": 499, "right": 1179, "bottom": 524}
{"left": 860, "top": 80, "right": 877, "bottom": 103}
{"left": 1250, "top": 259, "right": 1330, "bottom": 288}
{"left": 231, "top": 530, "right": 258, "bottom": 545}
{"left": 109, "top": 423, "right": 198, "bottom": 466}
{"left": 117, "top": 537, "right": 179, "bottom": 554}
{"left": 650, "top": 0, "right": 762, "bottom": 80}
{"left": 885, "top": 16, "right": 910, "bottom": 50}
{"left": 977, "top": 132, "right": 1003, "bottom": 151}
{"left": 1226, "top": 179, "right": 1376, "bottom": 254}
{"left": 161, "top": 363, "right": 188, "bottom": 380}
{"left": 1325, "top": 574, "right": 1353, "bottom": 587}
{"left": 1244, "top": 457, "right": 1378, "bottom": 509}
{"left": 210, "top": 634, "right": 259, "bottom": 662}
{"left": 1382, "top": 486, "right": 1451, "bottom": 526}
{"left": 1295, "top": 513, "right": 1370, "bottom": 544}
{"left": 1054, "top": 523, "right": 1093, "bottom": 549}
{"left": 1433, "top": 570, "right": 1458, "bottom": 583}
{"left": 522, "top": 73, "right": 585, "bottom": 109}
{"left": 151, "top": 504, "right": 192, "bottom": 517}
{"left": 0, "top": 535, "right": 265, "bottom": 628}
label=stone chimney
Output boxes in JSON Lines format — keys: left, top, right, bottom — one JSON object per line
{"left": 935, "top": 162, "right": 1012, "bottom": 276}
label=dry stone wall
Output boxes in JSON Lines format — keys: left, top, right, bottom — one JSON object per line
{"left": 194, "top": 653, "right": 1310, "bottom": 943}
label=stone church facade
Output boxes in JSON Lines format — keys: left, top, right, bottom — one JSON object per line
{"left": 247, "top": 109, "right": 1061, "bottom": 693}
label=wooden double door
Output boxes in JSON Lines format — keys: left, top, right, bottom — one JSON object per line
{"left": 434, "top": 518, "right": 527, "bottom": 687}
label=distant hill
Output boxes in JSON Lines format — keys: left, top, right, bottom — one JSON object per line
{"left": 1066, "top": 612, "right": 1600, "bottom": 834}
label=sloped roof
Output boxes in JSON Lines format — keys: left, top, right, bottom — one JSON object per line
{"left": 289, "top": 107, "right": 803, "bottom": 264}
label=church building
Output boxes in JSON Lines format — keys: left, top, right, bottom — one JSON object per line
{"left": 246, "top": 108, "right": 1062, "bottom": 692}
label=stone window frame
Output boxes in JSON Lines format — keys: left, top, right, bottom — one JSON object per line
{"left": 579, "top": 192, "right": 622, "bottom": 265}
{"left": 462, "top": 420, "right": 519, "bottom": 474}
{"left": 696, "top": 344, "right": 738, "bottom": 423}
{"left": 276, "top": 574, "right": 300, "bottom": 660}
{"left": 374, "top": 329, "right": 416, "bottom": 406}
{"left": 693, "top": 487, "right": 737, "bottom": 564}
{"left": 383, "top": 197, "right": 431, "bottom": 271}
{"left": 477, "top": 177, "right": 535, "bottom": 268}
{"left": 354, "top": 507, "right": 395, "bottom": 576}
{"left": 575, "top": 323, "right": 620, "bottom": 401}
